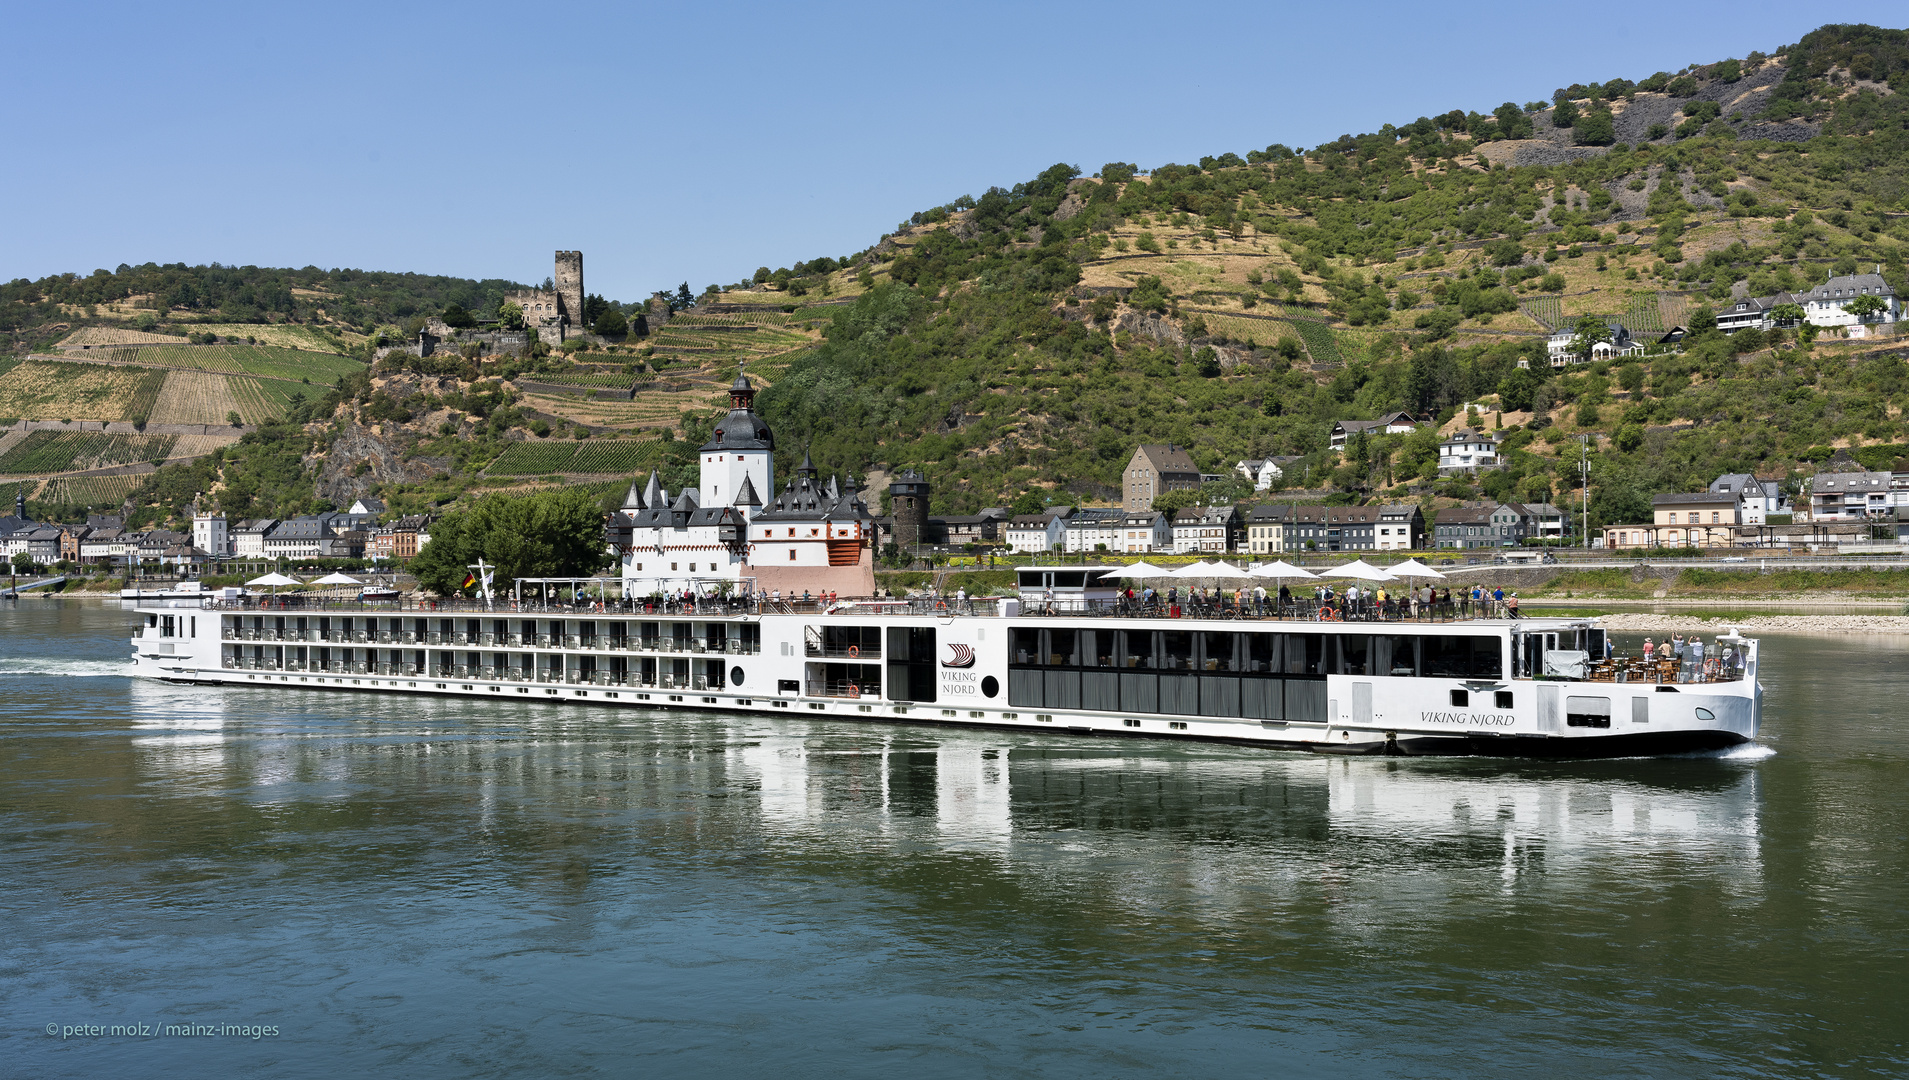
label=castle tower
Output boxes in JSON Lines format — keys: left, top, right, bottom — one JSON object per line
{"left": 889, "top": 468, "right": 931, "bottom": 553}
{"left": 554, "top": 250, "right": 584, "bottom": 333}
{"left": 698, "top": 373, "right": 774, "bottom": 519}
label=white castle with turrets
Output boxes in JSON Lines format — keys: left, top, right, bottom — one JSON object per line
{"left": 605, "top": 373, "right": 878, "bottom": 597}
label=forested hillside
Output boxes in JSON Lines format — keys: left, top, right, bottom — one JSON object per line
{"left": 754, "top": 23, "right": 1909, "bottom": 525}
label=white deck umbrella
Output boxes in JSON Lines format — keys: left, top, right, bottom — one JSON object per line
{"left": 1182, "top": 562, "right": 1254, "bottom": 580}
{"left": 1097, "top": 561, "right": 1175, "bottom": 580}
{"left": 1318, "top": 559, "right": 1396, "bottom": 582}
{"left": 246, "top": 572, "right": 302, "bottom": 588}
{"left": 1172, "top": 560, "right": 1219, "bottom": 577}
{"left": 1383, "top": 559, "right": 1446, "bottom": 580}
{"left": 311, "top": 572, "right": 364, "bottom": 586}
{"left": 1250, "top": 560, "right": 1316, "bottom": 579}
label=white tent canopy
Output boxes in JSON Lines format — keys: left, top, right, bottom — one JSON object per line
{"left": 1250, "top": 560, "right": 1316, "bottom": 580}
{"left": 1383, "top": 559, "right": 1446, "bottom": 580}
{"left": 310, "top": 572, "right": 364, "bottom": 586}
{"left": 245, "top": 572, "right": 301, "bottom": 588}
{"left": 1318, "top": 559, "right": 1396, "bottom": 582}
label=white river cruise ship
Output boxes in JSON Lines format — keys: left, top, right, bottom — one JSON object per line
{"left": 129, "top": 575, "right": 1761, "bottom": 758}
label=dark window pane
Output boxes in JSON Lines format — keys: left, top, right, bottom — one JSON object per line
{"left": 1244, "top": 633, "right": 1279, "bottom": 673}
{"left": 1011, "top": 627, "right": 1040, "bottom": 666}
{"left": 1047, "top": 628, "right": 1077, "bottom": 667}
{"left": 1161, "top": 630, "right": 1194, "bottom": 671}
{"left": 1124, "top": 630, "right": 1154, "bottom": 668}
{"left": 1285, "top": 634, "right": 1326, "bottom": 675}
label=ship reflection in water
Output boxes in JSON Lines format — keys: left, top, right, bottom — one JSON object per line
{"left": 113, "top": 676, "right": 1764, "bottom": 927}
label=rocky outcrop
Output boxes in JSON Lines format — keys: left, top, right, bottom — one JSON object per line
{"left": 311, "top": 421, "right": 445, "bottom": 504}
{"left": 1117, "top": 310, "right": 1186, "bottom": 349}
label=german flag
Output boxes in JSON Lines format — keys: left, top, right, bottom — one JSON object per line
{"left": 461, "top": 572, "right": 477, "bottom": 590}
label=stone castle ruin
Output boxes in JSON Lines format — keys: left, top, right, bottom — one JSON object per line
{"left": 418, "top": 250, "right": 584, "bottom": 356}
{"left": 500, "top": 250, "right": 584, "bottom": 347}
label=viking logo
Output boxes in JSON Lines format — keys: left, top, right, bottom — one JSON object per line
{"left": 942, "top": 643, "right": 975, "bottom": 668}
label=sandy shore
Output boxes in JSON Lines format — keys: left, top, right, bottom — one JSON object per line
{"left": 1597, "top": 613, "right": 1909, "bottom": 635}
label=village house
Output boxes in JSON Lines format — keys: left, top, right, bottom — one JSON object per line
{"left": 1003, "top": 507, "right": 1070, "bottom": 553}
{"left": 1438, "top": 430, "right": 1500, "bottom": 474}
{"left": 1170, "top": 505, "right": 1237, "bottom": 554}
{"left": 1062, "top": 508, "right": 1124, "bottom": 553}
{"left": 1243, "top": 505, "right": 1291, "bottom": 555}
{"left": 1433, "top": 504, "right": 1496, "bottom": 549}
{"left": 1122, "top": 445, "right": 1202, "bottom": 512}
{"left": 1709, "top": 473, "right": 1786, "bottom": 524}
{"left": 1374, "top": 503, "right": 1425, "bottom": 550}
{"left": 1544, "top": 321, "right": 1640, "bottom": 366}
{"left": 1601, "top": 492, "right": 1743, "bottom": 549}
{"left": 1119, "top": 510, "right": 1173, "bottom": 554}
{"left": 1328, "top": 413, "right": 1422, "bottom": 452}
{"left": 1805, "top": 471, "right": 1895, "bottom": 520}
{"left": 1799, "top": 272, "right": 1900, "bottom": 330}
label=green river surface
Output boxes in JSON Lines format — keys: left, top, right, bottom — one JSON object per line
{"left": 2, "top": 599, "right": 1904, "bottom": 1077}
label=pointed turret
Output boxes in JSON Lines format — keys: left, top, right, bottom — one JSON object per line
{"left": 796, "top": 450, "right": 817, "bottom": 480}
{"left": 733, "top": 474, "right": 762, "bottom": 507}
{"left": 826, "top": 475, "right": 840, "bottom": 500}
{"left": 623, "top": 478, "right": 646, "bottom": 510}
{"left": 643, "top": 469, "right": 665, "bottom": 509}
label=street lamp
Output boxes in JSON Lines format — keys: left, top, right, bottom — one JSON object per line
{"left": 1579, "top": 434, "right": 1590, "bottom": 549}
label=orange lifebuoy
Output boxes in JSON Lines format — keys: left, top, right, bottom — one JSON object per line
{"left": 1321, "top": 606, "right": 1341, "bottom": 622}
{"left": 847, "top": 684, "right": 860, "bottom": 698}
{"left": 847, "top": 645, "right": 859, "bottom": 659}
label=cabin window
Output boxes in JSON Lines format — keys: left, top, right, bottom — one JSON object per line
{"left": 1243, "top": 633, "right": 1279, "bottom": 673}
{"left": 1160, "top": 630, "right": 1194, "bottom": 671}
{"left": 1422, "top": 636, "right": 1503, "bottom": 679}
{"left": 1122, "top": 629, "right": 1155, "bottom": 669}
{"left": 1285, "top": 633, "right": 1327, "bottom": 676}
{"left": 1334, "top": 635, "right": 1370, "bottom": 676}
{"left": 1201, "top": 632, "right": 1235, "bottom": 672}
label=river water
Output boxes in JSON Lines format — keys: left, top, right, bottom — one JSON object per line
{"left": 3, "top": 600, "right": 1905, "bottom": 1078}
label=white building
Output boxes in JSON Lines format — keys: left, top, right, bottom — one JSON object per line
{"left": 192, "top": 510, "right": 229, "bottom": 557}
{"left": 1061, "top": 508, "right": 1123, "bottom": 553}
{"left": 1799, "top": 272, "right": 1899, "bottom": 329}
{"left": 1329, "top": 413, "right": 1421, "bottom": 451}
{"left": 1004, "top": 509, "right": 1069, "bottom": 554}
{"left": 233, "top": 519, "right": 275, "bottom": 558}
{"left": 1119, "top": 511, "right": 1173, "bottom": 553}
{"left": 1438, "top": 430, "right": 1500, "bottom": 474}
{"left": 1545, "top": 321, "right": 1640, "bottom": 366}
{"left": 1708, "top": 474, "right": 1786, "bottom": 525}
{"left": 605, "top": 374, "right": 876, "bottom": 597}
{"left": 1170, "top": 506, "right": 1235, "bottom": 553}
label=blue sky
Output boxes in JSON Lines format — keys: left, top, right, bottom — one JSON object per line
{"left": 3, "top": 2, "right": 1899, "bottom": 300}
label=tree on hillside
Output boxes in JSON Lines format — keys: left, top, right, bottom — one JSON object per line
{"left": 1771, "top": 303, "right": 1805, "bottom": 327}
{"left": 595, "top": 307, "right": 628, "bottom": 338}
{"left": 1010, "top": 490, "right": 1046, "bottom": 516}
{"left": 1847, "top": 294, "right": 1888, "bottom": 322}
{"left": 411, "top": 489, "right": 610, "bottom": 596}
{"left": 497, "top": 301, "right": 525, "bottom": 331}
{"left": 1150, "top": 489, "right": 1202, "bottom": 515}
{"left": 1568, "top": 317, "right": 1614, "bottom": 358}
{"left": 1575, "top": 105, "right": 1616, "bottom": 146}
{"left": 1552, "top": 96, "right": 1579, "bottom": 128}
{"left": 441, "top": 302, "right": 475, "bottom": 328}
